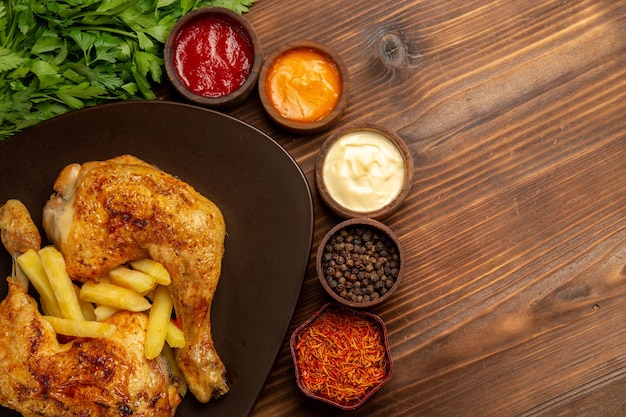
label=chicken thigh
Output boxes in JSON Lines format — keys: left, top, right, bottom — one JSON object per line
{"left": 0, "top": 279, "right": 182, "bottom": 417}
{"left": 42, "top": 155, "right": 228, "bottom": 403}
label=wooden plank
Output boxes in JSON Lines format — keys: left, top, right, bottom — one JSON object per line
{"left": 212, "top": 0, "right": 626, "bottom": 415}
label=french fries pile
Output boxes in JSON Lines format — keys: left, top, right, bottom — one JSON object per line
{"left": 16, "top": 246, "right": 185, "bottom": 360}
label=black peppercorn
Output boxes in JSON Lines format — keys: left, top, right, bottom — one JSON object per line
{"left": 321, "top": 224, "right": 400, "bottom": 304}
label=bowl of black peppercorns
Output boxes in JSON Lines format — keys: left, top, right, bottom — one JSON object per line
{"left": 316, "top": 218, "right": 404, "bottom": 308}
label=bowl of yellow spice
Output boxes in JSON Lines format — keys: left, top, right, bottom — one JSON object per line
{"left": 258, "top": 40, "right": 350, "bottom": 134}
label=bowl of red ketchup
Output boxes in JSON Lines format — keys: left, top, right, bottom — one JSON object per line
{"left": 165, "top": 7, "right": 263, "bottom": 108}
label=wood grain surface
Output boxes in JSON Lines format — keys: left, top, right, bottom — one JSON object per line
{"left": 179, "top": 0, "right": 625, "bottom": 415}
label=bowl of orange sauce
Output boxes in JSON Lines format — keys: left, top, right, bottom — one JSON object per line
{"left": 258, "top": 40, "right": 350, "bottom": 134}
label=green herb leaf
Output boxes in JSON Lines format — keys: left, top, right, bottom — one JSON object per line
{"left": 30, "top": 30, "right": 63, "bottom": 55}
{"left": 0, "top": 48, "right": 25, "bottom": 72}
{"left": 0, "top": 0, "right": 256, "bottom": 140}
{"left": 208, "top": 0, "right": 255, "bottom": 14}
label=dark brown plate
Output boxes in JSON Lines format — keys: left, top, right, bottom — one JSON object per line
{"left": 0, "top": 101, "right": 314, "bottom": 417}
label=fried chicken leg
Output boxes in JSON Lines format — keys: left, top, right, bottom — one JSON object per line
{"left": 0, "top": 279, "right": 182, "bottom": 417}
{"left": 42, "top": 155, "right": 228, "bottom": 402}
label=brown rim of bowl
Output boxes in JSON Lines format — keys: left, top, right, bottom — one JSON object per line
{"left": 258, "top": 40, "right": 350, "bottom": 134}
{"left": 290, "top": 302, "right": 393, "bottom": 409}
{"left": 316, "top": 218, "right": 404, "bottom": 309}
{"left": 315, "top": 124, "right": 414, "bottom": 220}
{"left": 164, "top": 7, "right": 263, "bottom": 108}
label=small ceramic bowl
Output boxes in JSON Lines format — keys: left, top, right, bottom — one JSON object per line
{"left": 164, "top": 7, "right": 263, "bottom": 108}
{"left": 316, "top": 218, "right": 404, "bottom": 309}
{"left": 290, "top": 303, "right": 393, "bottom": 410}
{"left": 315, "top": 124, "right": 414, "bottom": 220}
{"left": 258, "top": 40, "right": 350, "bottom": 134}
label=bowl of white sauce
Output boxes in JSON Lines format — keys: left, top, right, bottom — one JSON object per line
{"left": 315, "top": 124, "right": 414, "bottom": 219}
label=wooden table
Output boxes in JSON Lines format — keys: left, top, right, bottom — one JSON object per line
{"left": 209, "top": 0, "right": 626, "bottom": 415}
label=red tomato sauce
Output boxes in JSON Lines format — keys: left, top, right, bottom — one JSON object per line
{"left": 173, "top": 15, "right": 254, "bottom": 98}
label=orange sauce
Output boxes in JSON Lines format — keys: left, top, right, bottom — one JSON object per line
{"left": 265, "top": 48, "right": 342, "bottom": 123}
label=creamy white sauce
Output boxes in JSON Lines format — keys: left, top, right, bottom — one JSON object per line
{"left": 322, "top": 130, "right": 405, "bottom": 212}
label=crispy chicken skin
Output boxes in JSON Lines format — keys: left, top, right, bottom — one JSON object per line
{"left": 0, "top": 279, "right": 182, "bottom": 417}
{"left": 42, "top": 155, "right": 228, "bottom": 402}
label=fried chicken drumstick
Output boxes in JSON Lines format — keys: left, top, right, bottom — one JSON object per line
{"left": 42, "top": 155, "right": 228, "bottom": 403}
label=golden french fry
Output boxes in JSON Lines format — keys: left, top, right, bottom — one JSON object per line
{"left": 144, "top": 287, "right": 157, "bottom": 302}
{"left": 39, "top": 298, "right": 54, "bottom": 316}
{"left": 145, "top": 285, "right": 173, "bottom": 359}
{"left": 11, "top": 253, "right": 29, "bottom": 290}
{"left": 39, "top": 246, "right": 84, "bottom": 321}
{"left": 17, "top": 249, "right": 63, "bottom": 317}
{"left": 129, "top": 259, "right": 171, "bottom": 286}
{"left": 43, "top": 316, "right": 116, "bottom": 339}
{"left": 80, "top": 282, "right": 151, "bottom": 312}
{"left": 74, "top": 284, "right": 96, "bottom": 321}
{"left": 108, "top": 266, "right": 156, "bottom": 294}
{"left": 79, "top": 301, "right": 97, "bottom": 321}
{"left": 166, "top": 320, "right": 186, "bottom": 348}
{"left": 94, "top": 305, "right": 121, "bottom": 321}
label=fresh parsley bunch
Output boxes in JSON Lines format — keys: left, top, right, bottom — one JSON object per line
{"left": 0, "top": 0, "right": 255, "bottom": 140}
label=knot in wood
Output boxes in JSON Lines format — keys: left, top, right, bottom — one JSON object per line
{"left": 378, "top": 33, "right": 407, "bottom": 68}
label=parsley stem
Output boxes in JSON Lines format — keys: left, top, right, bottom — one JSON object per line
{"left": 2, "top": 3, "right": 19, "bottom": 49}
{"left": 62, "top": 26, "right": 137, "bottom": 39}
